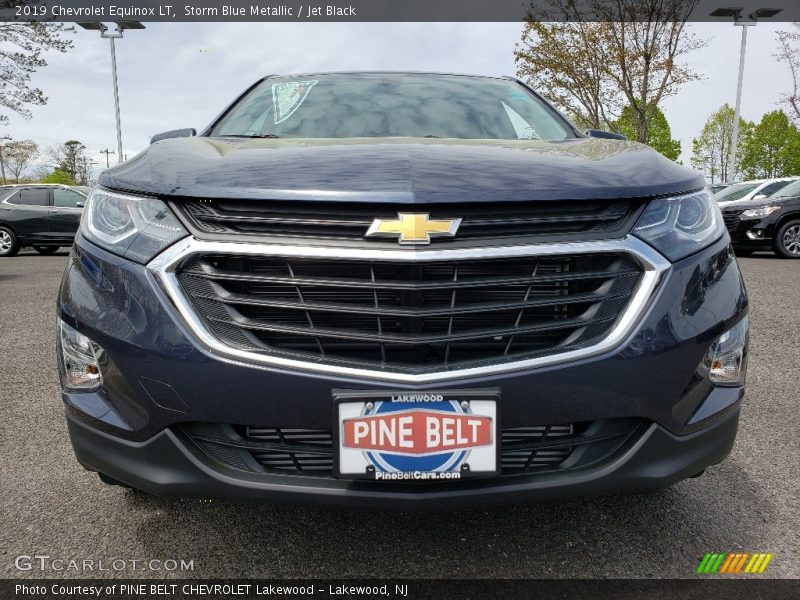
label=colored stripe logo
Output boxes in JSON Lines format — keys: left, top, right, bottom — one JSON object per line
{"left": 697, "top": 552, "right": 773, "bottom": 574}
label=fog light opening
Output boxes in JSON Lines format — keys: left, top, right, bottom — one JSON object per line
{"left": 706, "top": 317, "right": 749, "bottom": 387}
{"left": 58, "top": 319, "right": 104, "bottom": 390}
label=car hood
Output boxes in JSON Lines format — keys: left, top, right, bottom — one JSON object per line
{"left": 99, "top": 137, "right": 703, "bottom": 203}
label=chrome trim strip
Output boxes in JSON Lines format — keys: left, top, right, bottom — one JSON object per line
{"left": 148, "top": 237, "right": 670, "bottom": 384}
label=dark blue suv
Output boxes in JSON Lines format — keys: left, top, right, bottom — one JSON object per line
{"left": 56, "top": 73, "right": 748, "bottom": 507}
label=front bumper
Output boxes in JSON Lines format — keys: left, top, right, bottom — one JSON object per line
{"left": 58, "top": 232, "right": 748, "bottom": 505}
{"left": 66, "top": 405, "right": 740, "bottom": 509}
{"left": 725, "top": 215, "right": 776, "bottom": 250}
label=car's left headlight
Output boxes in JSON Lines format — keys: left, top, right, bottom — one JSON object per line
{"left": 81, "top": 188, "right": 188, "bottom": 263}
{"left": 632, "top": 189, "right": 725, "bottom": 261}
{"left": 740, "top": 205, "right": 780, "bottom": 220}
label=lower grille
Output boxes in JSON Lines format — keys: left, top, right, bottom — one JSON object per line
{"left": 501, "top": 425, "right": 574, "bottom": 471}
{"left": 176, "top": 252, "right": 644, "bottom": 374}
{"left": 723, "top": 210, "right": 743, "bottom": 233}
{"left": 183, "top": 419, "right": 643, "bottom": 479}
{"left": 242, "top": 427, "right": 333, "bottom": 473}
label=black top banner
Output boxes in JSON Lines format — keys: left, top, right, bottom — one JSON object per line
{"left": 2, "top": 0, "right": 800, "bottom": 23}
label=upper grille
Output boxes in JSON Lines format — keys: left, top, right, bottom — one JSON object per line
{"left": 722, "top": 209, "right": 743, "bottom": 233}
{"left": 175, "top": 199, "right": 641, "bottom": 244}
{"left": 176, "top": 252, "right": 643, "bottom": 374}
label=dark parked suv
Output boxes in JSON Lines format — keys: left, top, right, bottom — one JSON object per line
{"left": 0, "top": 184, "right": 86, "bottom": 256}
{"left": 721, "top": 178, "right": 800, "bottom": 258}
{"left": 57, "top": 73, "right": 748, "bottom": 508}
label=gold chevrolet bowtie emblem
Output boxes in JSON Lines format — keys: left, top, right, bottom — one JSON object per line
{"left": 365, "top": 213, "right": 462, "bottom": 245}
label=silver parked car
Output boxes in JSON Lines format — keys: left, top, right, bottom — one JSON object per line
{"left": 715, "top": 177, "right": 799, "bottom": 208}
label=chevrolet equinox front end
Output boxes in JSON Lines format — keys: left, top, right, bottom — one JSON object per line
{"left": 57, "top": 72, "right": 748, "bottom": 508}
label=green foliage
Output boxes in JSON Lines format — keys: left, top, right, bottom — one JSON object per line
{"left": 611, "top": 105, "right": 681, "bottom": 160}
{"left": 40, "top": 168, "right": 75, "bottom": 185}
{"left": 690, "top": 104, "right": 751, "bottom": 183}
{"left": 47, "top": 140, "right": 89, "bottom": 184}
{"left": 739, "top": 110, "right": 800, "bottom": 179}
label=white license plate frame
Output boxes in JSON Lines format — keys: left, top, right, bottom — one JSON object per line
{"left": 332, "top": 388, "right": 501, "bottom": 481}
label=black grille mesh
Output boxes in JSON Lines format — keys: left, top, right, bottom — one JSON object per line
{"left": 722, "top": 209, "right": 743, "bottom": 233}
{"left": 183, "top": 419, "right": 644, "bottom": 479}
{"left": 239, "top": 425, "right": 572, "bottom": 473}
{"left": 176, "top": 252, "right": 643, "bottom": 373}
{"left": 175, "top": 198, "right": 639, "bottom": 243}
{"left": 244, "top": 427, "right": 333, "bottom": 473}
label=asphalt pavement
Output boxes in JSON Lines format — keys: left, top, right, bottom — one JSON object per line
{"left": 1, "top": 248, "right": 797, "bottom": 579}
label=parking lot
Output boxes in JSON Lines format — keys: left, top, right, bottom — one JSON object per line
{"left": 1, "top": 248, "right": 797, "bottom": 579}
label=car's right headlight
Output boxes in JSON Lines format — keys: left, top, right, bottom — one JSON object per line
{"left": 740, "top": 205, "right": 780, "bottom": 220}
{"left": 81, "top": 188, "right": 188, "bottom": 263}
{"left": 632, "top": 189, "right": 725, "bottom": 261}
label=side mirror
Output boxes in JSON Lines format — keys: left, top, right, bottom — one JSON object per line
{"left": 150, "top": 128, "right": 196, "bottom": 144}
{"left": 586, "top": 129, "right": 626, "bottom": 141}
{"left": 752, "top": 193, "right": 767, "bottom": 200}
{"left": 76, "top": 201, "right": 85, "bottom": 208}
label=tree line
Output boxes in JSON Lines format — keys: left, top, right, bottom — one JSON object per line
{"left": 0, "top": 139, "right": 93, "bottom": 185}
{"left": 691, "top": 106, "right": 800, "bottom": 183}
{"left": 514, "top": 0, "right": 800, "bottom": 181}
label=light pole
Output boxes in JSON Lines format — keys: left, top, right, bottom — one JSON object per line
{"left": 711, "top": 7, "right": 783, "bottom": 184}
{"left": 77, "top": 21, "right": 145, "bottom": 165}
{"left": 0, "top": 135, "right": 11, "bottom": 184}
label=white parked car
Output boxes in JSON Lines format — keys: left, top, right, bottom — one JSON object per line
{"left": 715, "top": 177, "right": 800, "bottom": 208}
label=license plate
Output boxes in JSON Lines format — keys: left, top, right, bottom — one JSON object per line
{"left": 333, "top": 389, "right": 500, "bottom": 481}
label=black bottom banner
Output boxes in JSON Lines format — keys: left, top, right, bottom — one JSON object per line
{"left": 1, "top": 579, "right": 798, "bottom": 600}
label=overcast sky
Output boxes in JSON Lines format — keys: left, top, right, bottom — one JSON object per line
{"left": 3, "top": 22, "right": 794, "bottom": 177}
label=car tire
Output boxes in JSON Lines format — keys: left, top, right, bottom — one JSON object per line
{"left": 0, "top": 226, "right": 20, "bottom": 257}
{"left": 774, "top": 219, "right": 800, "bottom": 259}
{"left": 33, "top": 245, "right": 60, "bottom": 255}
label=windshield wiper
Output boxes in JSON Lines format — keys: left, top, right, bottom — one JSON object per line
{"left": 224, "top": 134, "right": 281, "bottom": 139}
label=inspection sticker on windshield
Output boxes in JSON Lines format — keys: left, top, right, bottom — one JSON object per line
{"left": 333, "top": 389, "right": 500, "bottom": 480}
{"left": 272, "top": 80, "right": 317, "bottom": 124}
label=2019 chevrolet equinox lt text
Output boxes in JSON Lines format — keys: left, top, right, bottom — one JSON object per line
{"left": 56, "top": 72, "right": 748, "bottom": 508}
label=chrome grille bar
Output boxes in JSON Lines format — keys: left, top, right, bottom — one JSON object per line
{"left": 182, "top": 286, "right": 634, "bottom": 317}
{"left": 148, "top": 237, "right": 670, "bottom": 383}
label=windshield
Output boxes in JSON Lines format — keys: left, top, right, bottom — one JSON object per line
{"left": 774, "top": 179, "right": 800, "bottom": 198}
{"left": 714, "top": 182, "right": 760, "bottom": 203}
{"left": 211, "top": 73, "right": 574, "bottom": 140}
